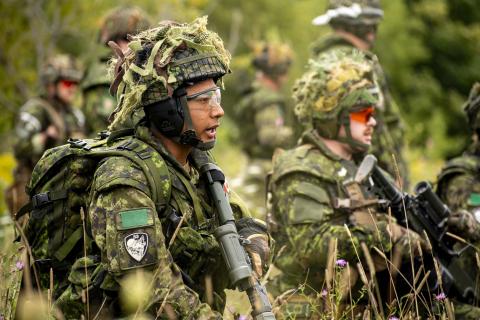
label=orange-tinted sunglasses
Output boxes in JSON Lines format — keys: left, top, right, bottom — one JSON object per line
{"left": 59, "top": 79, "right": 78, "bottom": 88}
{"left": 350, "top": 106, "right": 375, "bottom": 124}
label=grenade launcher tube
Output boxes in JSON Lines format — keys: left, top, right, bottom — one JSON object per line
{"left": 192, "top": 150, "right": 275, "bottom": 320}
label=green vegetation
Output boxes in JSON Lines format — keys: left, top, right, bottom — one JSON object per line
{"left": 0, "top": 1, "right": 479, "bottom": 317}
{"left": 0, "top": 0, "right": 479, "bottom": 187}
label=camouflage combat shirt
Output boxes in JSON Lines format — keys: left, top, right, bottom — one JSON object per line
{"left": 269, "top": 130, "right": 407, "bottom": 295}
{"left": 56, "top": 125, "right": 248, "bottom": 319}
{"left": 311, "top": 34, "right": 409, "bottom": 188}
{"left": 81, "top": 52, "right": 116, "bottom": 136}
{"left": 436, "top": 150, "right": 480, "bottom": 319}
{"left": 234, "top": 80, "right": 293, "bottom": 160}
{"left": 14, "top": 96, "right": 85, "bottom": 169}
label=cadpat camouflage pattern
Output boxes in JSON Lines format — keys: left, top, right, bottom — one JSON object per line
{"left": 53, "top": 17, "right": 269, "bottom": 319}
{"left": 81, "top": 6, "right": 151, "bottom": 136}
{"left": 436, "top": 82, "right": 480, "bottom": 319}
{"left": 233, "top": 41, "right": 294, "bottom": 218}
{"left": 311, "top": 0, "right": 409, "bottom": 189}
{"left": 268, "top": 51, "right": 422, "bottom": 318}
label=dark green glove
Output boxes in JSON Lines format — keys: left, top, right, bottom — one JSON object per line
{"left": 236, "top": 217, "right": 271, "bottom": 278}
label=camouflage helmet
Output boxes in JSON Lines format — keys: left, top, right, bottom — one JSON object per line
{"left": 109, "top": 16, "right": 231, "bottom": 145}
{"left": 293, "top": 49, "right": 378, "bottom": 150}
{"left": 251, "top": 41, "right": 293, "bottom": 79}
{"left": 99, "top": 6, "right": 151, "bottom": 46}
{"left": 464, "top": 82, "right": 480, "bottom": 132}
{"left": 40, "top": 54, "right": 82, "bottom": 86}
{"left": 312, "top": 0, "right": 383, "bottom": 26}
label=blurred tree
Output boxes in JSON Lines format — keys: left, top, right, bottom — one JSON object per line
{"left": 0, "top": 0, "right": 200, "bottom": 151}
{"left": 0, "top": 0, "right": 479, "bottom": 159}
{"left": 377, "top": 0, "right": 480, "bottom": 158}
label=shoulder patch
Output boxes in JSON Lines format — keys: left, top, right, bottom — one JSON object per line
{"left": 469, "top": 193, "right": 480, "bottom": 206}
{"left": 124, "top": 233, "right": 149, "bottom": 262}
{"left": 118, "top": 208, "right": 151, "bottom": 230}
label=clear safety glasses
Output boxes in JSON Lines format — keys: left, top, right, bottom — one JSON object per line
{"left": 186, "top": 86, "right": 221, "bottom": 109}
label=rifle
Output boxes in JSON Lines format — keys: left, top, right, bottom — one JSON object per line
{"left": 191, "top": 149, "right": 276, "bottom": 320}
{"left": 361, "top": 154, "right": 477, "bottom": 303}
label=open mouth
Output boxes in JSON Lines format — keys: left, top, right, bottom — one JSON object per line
{"left": 205, "top": 125, "right": 219, "bottom": 139}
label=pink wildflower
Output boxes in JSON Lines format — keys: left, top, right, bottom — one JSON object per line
{"left": 435, "top": 292, "right": 447, "bottom": 301}
{"left": 15, "top": 261, "right": 24, "bottom": 271}
{"left": 335, "top": 259, "right": 347, "bottom": 268}
{"left": 321, "top": 289, "right": 328, "bottom": 297}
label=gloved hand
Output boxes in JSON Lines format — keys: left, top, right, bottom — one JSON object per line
{"left": 385, "top": 220, "right": 429, "bottom": 260}
{"left": 448, "top": 209, "right": 480, "bottom": 241}
{"left": 236, "top": 217, "right": 271, "bottom": 279}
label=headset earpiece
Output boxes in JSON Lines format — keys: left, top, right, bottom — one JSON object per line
{"left": 144, "top": 89, "right": 186, "bottom": 137}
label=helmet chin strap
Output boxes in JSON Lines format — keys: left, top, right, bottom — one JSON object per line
{"left": 175, "top": 91, "right": 216, "bottom": 151}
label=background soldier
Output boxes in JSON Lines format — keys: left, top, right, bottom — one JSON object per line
{"left": 233, "top": 40, "right": 294, "bottom": 217}
{"left": 311, "top": 0, "right": 409, "bottom": 188}
{"left": 268, "top": 50, "right": 424, "bottom": 318}
{"left": 54, "top": 18, "right": 270, "bottom": 318}
{"left": 5, "top": 54, "right": 84, "bottom": 215}
{"left": 436, "top": 82, "right": 480, "bottom": 319}
{"left": 81, "top": 5, "right": 151, "bottom": 136}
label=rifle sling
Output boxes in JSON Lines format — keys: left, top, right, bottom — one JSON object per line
{"left": 53, "top": 226, "right": 84, "bottom": 262}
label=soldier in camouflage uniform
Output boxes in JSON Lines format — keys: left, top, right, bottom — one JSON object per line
{"left": 54, "top": 17, "right": 270, "bottom": 319}
{"left": 233, "top": 41, "right": 294, "bottom": 217}
{"left": 5, "top": 54, "right": 84, "bottom": 216}
{"left": 436, "top": 83, "right": 480, "bottom": 319}
{"left": 267, "top": 50, "right": 426, "bottom": 319}
{"left": 311, "top": 0, "right": 409, "bottom": 189}
{"left": 81, "top": 6, "right": 151, "bottom": 136}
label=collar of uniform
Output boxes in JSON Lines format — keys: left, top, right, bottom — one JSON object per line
{"left": 51, "top": 96, "right": 71, "bottom": 112}
{"left": 135, "top": 125, "right": 192, "bottom": 178}
{"left": 301, "top": 129, "right": 357, "bottom": 181}
{"left": 312, "top": 33, "right": 375, "bottom": 59}
{"left": 301, "top": 129, "right": 344, "bottom": 162}
{"left": 311, "top": 33, "right": 354, "bottom": 56}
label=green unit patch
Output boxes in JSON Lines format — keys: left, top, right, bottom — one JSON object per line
{"left": 468, "top": 193, "right": 480, "bottom": 206}
{"left": 119, "top": 208, "right": 150, "bottom": 229}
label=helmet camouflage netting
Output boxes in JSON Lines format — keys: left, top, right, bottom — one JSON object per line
{"left": 99, "top": 6, "right": 151, "bottom": 45}
{"left": 41, "top": 54, "right": 82, "bottom": 86}
{"left": 108, "top": 16, "right": 231, "bottom": 130}
{"left": 293, "top": 49, "right": 378, "bottom": 138}
{"left": 251, "top": 40, "right": 293, "bottom": 78}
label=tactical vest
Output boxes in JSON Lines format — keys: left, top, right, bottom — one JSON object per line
{"left": 16, "top": 131, "right": 172, "bottom": 292}
{"left": 267, "top": 142, "right": 384, "bottom": 318}
{"left": 268, "top": 143, "right": 348, "bottom": 235}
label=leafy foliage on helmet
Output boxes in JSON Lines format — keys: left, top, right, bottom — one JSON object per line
{"left": 99, "top": 6, "right": 151, "bottom": 45}
{"left": 109, "top": 16, "right": 231, "bottom": 130}
{"left": 313, "top": 0, "right": 383, "bottom": 26}
{"left": 40, "top": 54, "right": 82, "bottom": 86}
{"left": 293, "top": 49, "right": 378, "bottom": 138}
{"left": 464, "top": 82, "right": 480, "bottom": 132}
{"left": 251, "top": 40, "right": 293, "bottom": 78}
